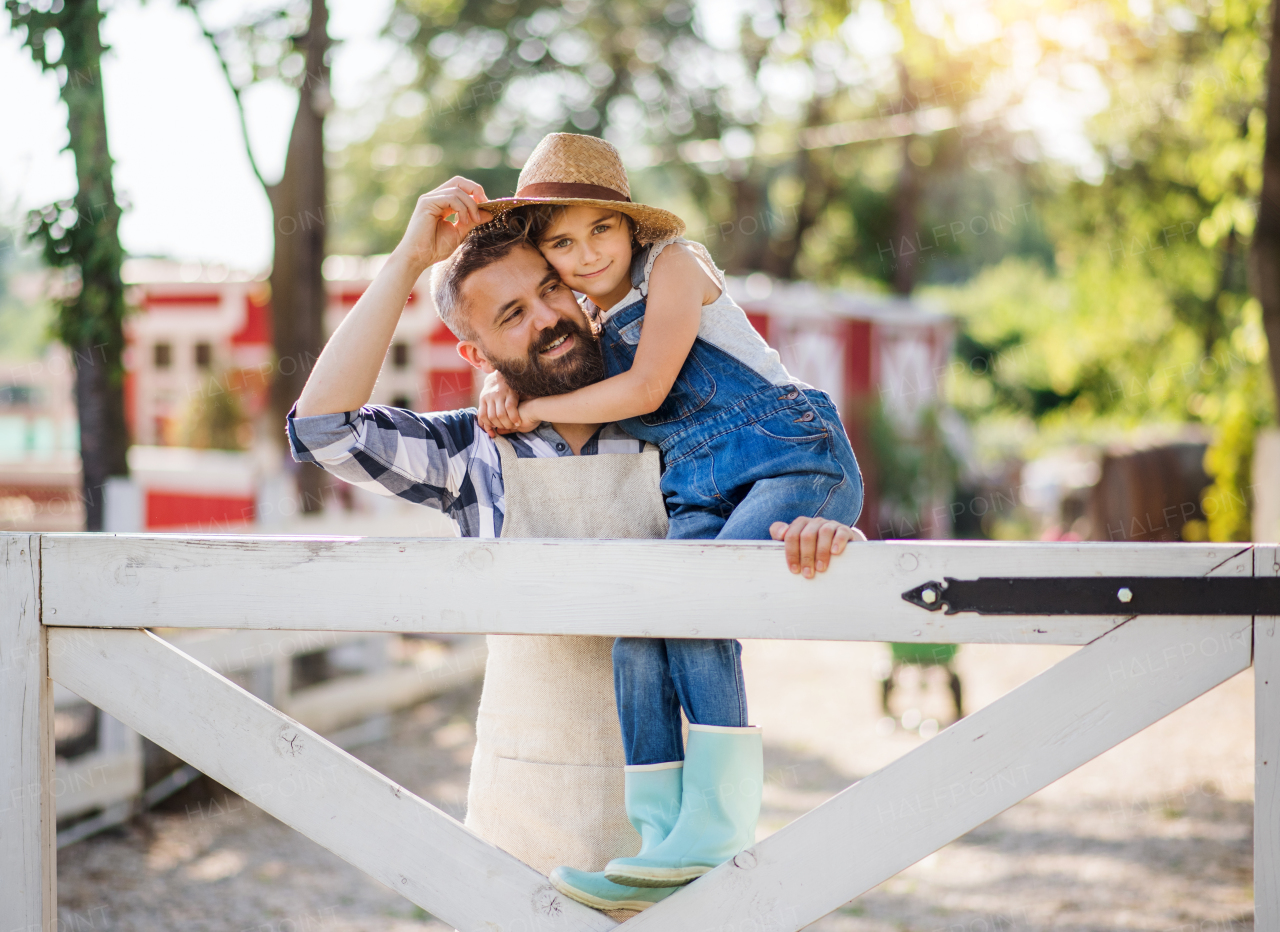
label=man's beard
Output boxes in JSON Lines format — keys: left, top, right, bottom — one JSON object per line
{"left": 490, "top": 317, "right": 606, "bottom": 398}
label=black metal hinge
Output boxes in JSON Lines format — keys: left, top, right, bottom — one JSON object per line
{"left": 902, "top": 576, "right": 1280, "bottom": 616}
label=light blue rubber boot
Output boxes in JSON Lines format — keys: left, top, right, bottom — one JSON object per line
{"left": 548, "top": 869, "right": 678, "bottom": 911}
{"left": 550, "top": 762, "right": 683, "bottom": 911}
{"left": 604, "top": 725, "right": 763, "bottom": 888}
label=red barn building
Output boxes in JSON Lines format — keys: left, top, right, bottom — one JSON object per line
{"left": 729, "top": 276, "right": 955, "bottom": 538}
{"left": 113, "top": 263, "right": 951, "bottom": 534}
{"left": 118, "top": 257, "right": 474, "bottom": 530}
{"left": 122, "top": 257, "right": 473, "bottom": 447}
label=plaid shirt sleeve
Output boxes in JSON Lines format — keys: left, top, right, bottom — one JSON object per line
{"left": 287, "top": 404, "right": 504, "bottom": 538}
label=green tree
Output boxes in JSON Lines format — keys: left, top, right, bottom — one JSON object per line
{"left": 7, "top": 0, "right": 129, "bottom": 531}
{"left": 180, "top": 378, "right": 251, "bottom": 451}
{"left": 940, "top": 0, "right": 1272, "bottom": 539}
{"left": 329, "top": 0, "right": 1056, "bottom": 293}
{"left": 184, "top": 0, "right": 332, "bottom": 511}
{"left": 328, "top": 0, "right": 709, "bottom": 257}
{"left": 1254, "top": 0, "right": 1280, "bottom": 406}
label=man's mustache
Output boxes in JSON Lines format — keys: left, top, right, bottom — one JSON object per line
{"left": 530, "top": 319, "right": 584, "bottom": 355}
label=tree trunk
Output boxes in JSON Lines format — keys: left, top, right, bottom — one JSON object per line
{"left": 73, "top": 340, "right": 128, "bottom": 530}
{"left": 889, "top": 61, "right": 922, "bottom": 297}
{"left": 268, "top": 0, "right": 331, "bottom": 513}
{"left": 890, "top": 133, "right": 921, "bottom": 296}
{"left": 1253, "top": 0, "right": 1280, "bottom": 407}
{"left": 721, "top": 174, "right": 767, "bottom": 275}
{"left": 8, "top": 0, "right": 131, "bottom": 530}
{"left": 763, "top": 100, "right": 831, "bottom": 280}
{"left": 65, "top": 1, "right": 130, "bottom": 529}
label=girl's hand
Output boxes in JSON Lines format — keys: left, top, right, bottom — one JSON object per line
{"left": 513, "top": 400, "right": 544, "bottom": 434}
{"left": 476, "top": 372, "right": 522, "bottom": 437}
{"left": 770, "top": 516, "right": 867, "bottom": 579}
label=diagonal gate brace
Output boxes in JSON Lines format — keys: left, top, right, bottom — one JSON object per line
{"left": 620, "top": 613, "right": 1253, "bottom": 932}
{"left": 46, "top": 627, "right": 616, "bottom": 932}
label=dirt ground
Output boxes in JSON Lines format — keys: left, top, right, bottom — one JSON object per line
{"left": 55, "top": 638, "right": 1255, "bottom": 932}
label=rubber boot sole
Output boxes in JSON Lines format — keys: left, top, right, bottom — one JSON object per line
{"left": 603, "top": 864, "right": 709, "bottom": 888}
{"left": 549, "top": 873, "right": 674, "bottom": 910}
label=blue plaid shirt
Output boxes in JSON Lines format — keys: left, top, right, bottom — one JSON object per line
{"left": 287, "top": 405, "right": 643, "bottom": 538}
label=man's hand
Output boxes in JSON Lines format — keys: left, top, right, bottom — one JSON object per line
{"left": 394, "top": 176, "right": 493, "bottom": 274}
{"left": 770, "top": 516, "right": 867, "bottom": 579}
{"left": 296, "top": 177, "right": 490, "bottom": 419}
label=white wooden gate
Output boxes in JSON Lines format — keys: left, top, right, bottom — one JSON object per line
{"left": 2, "top": 532, "right": 1276, "bottom": 931}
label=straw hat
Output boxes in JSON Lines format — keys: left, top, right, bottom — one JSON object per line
{"left": 479, "top": 133, "right": 685, "bottom": 244}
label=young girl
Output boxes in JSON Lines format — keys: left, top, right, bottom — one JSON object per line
{"left": 476, "top": 133, "right": 863, "bottom": 911}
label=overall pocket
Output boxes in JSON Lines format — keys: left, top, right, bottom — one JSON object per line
{"left": 611, "top": 315, "right": 718, "bottom": 426}
{"left": 643, "top": 353, "right": 717, "bottom": 426}
{"left": 749, "top": 393, "right": 831, "bottom": 444}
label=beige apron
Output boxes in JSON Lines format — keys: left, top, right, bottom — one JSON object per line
{"left": 464, "top": 435, "right": 669, "bottom": 877}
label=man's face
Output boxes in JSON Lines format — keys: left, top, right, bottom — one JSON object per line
{"left": 457, "top": 243, "right": 604, "bottom": 397}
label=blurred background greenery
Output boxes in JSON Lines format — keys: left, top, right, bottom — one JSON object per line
{"left": 3, "top": 0, "right": 1275, "bottom": 538}
{"left": 328, "top": 0, "right": 1275, "bottom": 541}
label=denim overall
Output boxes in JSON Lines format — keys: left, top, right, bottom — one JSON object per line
{"left": 602, "top": 246, "right": 864, "bottom": 766}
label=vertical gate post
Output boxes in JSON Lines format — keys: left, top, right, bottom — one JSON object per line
{"left": 1257, "top": 545, "right": 1280, "bottom": 924}
{"left": 0, "top": 534, "right": 55, "bottom": 931}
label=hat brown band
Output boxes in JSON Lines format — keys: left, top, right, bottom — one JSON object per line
{"left": 515, "top": 182, "right": 631, "bottom": 202}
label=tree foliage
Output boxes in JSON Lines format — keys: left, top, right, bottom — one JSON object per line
{"left": 328, "top": 0, "right": 1068, "bottom": 288}
{"left": 185, "top": 0, "right": 332, "bottom": 510}
{"left": 941, "top": 0, "right": 1272, "bottom": 539}
{"left": 324, "top": 0, "right": 1274, "bottom": 538}
{"left": 7, "top": 0, "right": 129, "bottom": 530}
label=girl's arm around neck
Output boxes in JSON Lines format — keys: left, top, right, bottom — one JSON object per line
{"left": 521, "top": 245, "right": 713, "bottom": 424}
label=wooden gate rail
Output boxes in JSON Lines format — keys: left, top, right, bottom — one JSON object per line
{"left": 3, "top": 533, "right": 1277, "bottom": 932}
{"left": 34, "top": 534, "right": 1258, "bottom": 642}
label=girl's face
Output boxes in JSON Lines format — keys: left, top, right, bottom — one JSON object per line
{"left": 537, "top": 206, "right": 634, "bottom": 307}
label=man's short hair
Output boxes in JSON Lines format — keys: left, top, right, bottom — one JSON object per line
{"left": 430, "top": 222, "right": 530, "bottom": 341}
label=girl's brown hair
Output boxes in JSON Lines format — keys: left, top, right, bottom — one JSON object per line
{"left": 503, "top": 204, "right": 637, "bottom": 249}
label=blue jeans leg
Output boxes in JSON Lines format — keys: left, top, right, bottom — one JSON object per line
{"left": 665, "top": 504, "right": 727, "bottom": 542}
{"left": 615, "top": 409, "right": 864, "bottom": 767}
{"left": 715, "top": 420, "right": 864, "bottom": 541}
{"left": 715, "top": 468, "right": 863, "bottom": 540}
{"left": 668, "top": 637, "right": 747, "bottom": 728}
{"left": 613, "top": 637, "right": 683, "bottom": 766}
{"left": 614, "top": 637, "right": 748, "bottom": 766}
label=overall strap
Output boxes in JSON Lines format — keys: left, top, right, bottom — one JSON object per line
{"left": 493, "top": 433, "right": 519, "bottom": 472}
{"left": 635, "top": 237, "right": 727, "bottom": 299}
{"left": 629, "top": 244, "right": 651, "bottom": 294}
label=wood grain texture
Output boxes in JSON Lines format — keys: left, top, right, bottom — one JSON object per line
{"left": 0, "top": 534, "right": 55, "bottom": 932}
{"left": 46, "top": 626, "right": 616, "bottom": 932}
{"left": 1257, "top": 545, "right": 1278, "bottom": 925}
{"left": 627, "top": 612, "right": 1253, "bottom": 931}
{"left": 39, "top": 535, "right": 1255, "bottom": 644}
